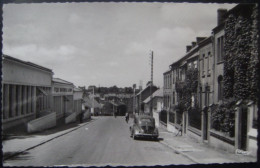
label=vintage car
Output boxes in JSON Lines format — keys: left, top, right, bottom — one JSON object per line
{"left": 130, "top": 114, "right": 159, "bottom": 140}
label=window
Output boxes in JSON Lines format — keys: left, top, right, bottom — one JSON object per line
{"left": 54, "top": 87, "right": 59, "bottom": 92}
{"left": 217, "top": 36, "right": 224, "bottom": 62}
{"left": 9, "top": 85, "right": 13, "bottom": 118}
{"left": 194, "top": 61, "right": 197, "bottom": 69}
{"left": 207, "top": 52, "right": 211, "bottom": 76}
{"left": 205, "top": 86, "right": 210, "bottom": 107}
{"left": 202, "top": 54, "right": 205, "bottom": 77}
{"left": 15, "top": 85, "right": 19, "bottom": 116}
{"left": 188, "top": 62, "right": 192, "bottom": 69}
{"left": 218, "top": 76, "right": 223, "bottom": 101}
{"left": 172, "top": 92, "right": 175, "bottom": 104}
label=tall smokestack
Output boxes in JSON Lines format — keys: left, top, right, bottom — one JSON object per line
{"left": 217, "top": 9, "right": 227, "bottom": 25}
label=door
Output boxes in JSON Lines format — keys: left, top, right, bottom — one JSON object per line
{"left": 203, "top": 108, "right": 208, "bottom": 141}
{"left": 239, "top": 105, "right": 248, "bottom": 151}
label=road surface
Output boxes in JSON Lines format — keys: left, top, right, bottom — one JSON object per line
{"left": 4, "top": 116, "right": 194, "bottom": 166}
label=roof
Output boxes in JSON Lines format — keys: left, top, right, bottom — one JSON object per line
{"left": 83, "top": 96, "right": 101, "bottom": 108}
{"left": 170, "top": 45, "right": 199, "bottom": 69}
{"left": 52, "top": 78, "right": 74, "bottom": 85}
{"left": 73, "top": 87, "right": 83, "bottom": 92}
{"left": 3, "top": 54, "right": 53, "bottom": 73}
{"left": 143, "top": 88, "right": 163, "bottom": 103}
{"left": 136, "top": 84, "right": 157, "bottom": 96}
{"left": 163, "top": 69, "right": 171, "bottom": 75}
{"left": 110, "top": 101, "right": 125, "bottom": 106}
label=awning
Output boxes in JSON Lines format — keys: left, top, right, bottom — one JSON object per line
{"left": 37, "top": 87, "right": 48, "bottom": 96}
{"left": 63, "top": 95, "right": 70, "bottom": 101}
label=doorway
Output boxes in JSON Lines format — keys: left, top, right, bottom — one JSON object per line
{"left": 238, "top": 105, "right": 248, "bottom": 151}
{"left": 203, "top": 107, "right": 208, "bottom": 141}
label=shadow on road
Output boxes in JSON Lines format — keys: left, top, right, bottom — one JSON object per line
{"left": 3, "top": 151, "right": 32, "bottom": 161}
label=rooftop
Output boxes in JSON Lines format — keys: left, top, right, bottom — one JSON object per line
{"left": 52, "top": 78, "right": 74, "bottom": 85}
{"left": 3, "top": 54, "right": 53, "bottom": 73}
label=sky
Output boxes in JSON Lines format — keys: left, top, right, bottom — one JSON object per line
{"left": 2, "top": 2, "right": 237, "bottom": 88}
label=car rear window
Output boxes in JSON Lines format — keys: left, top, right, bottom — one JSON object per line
{"left": 141, "top": 118, "right": 152, "bottom": 122}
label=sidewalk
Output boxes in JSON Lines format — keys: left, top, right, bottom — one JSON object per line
{"left": 2, "top": 118, "right": 95, "bottom": 161}
{"left": 158, "top": 127, "right": 257, "bottom": 164}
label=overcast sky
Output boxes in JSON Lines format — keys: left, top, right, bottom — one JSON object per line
{"left": 3, "top": 2, "right": 237, "bottom": 88}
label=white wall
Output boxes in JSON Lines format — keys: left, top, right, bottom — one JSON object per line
{"left": 65, "top": 112, "right": 76, "bottom": 124}
{"left": 3, "top": 59, "right": 52, "bottom": 86}
{"left": 27, "top": 112, "right": 56, "bottom": 133}
{"left": 73, "top": 91, "right": 83, "bottom": 100}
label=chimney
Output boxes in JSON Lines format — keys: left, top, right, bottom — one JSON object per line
{"left": 192, "top": 42, "right": 196, "bottom": 47}
{"left": 196, "top": 37, "right": 207, "bottom": 44}
{"left": 217, "top": 9, "right": 227, "bottom": 25}
{"left": 186, "top": 45, "right": 192, "bottom": 52}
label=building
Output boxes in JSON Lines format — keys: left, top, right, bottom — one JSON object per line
{"left": 73, "top": 87, "right": 84, "bottom": 118}
{"left": 143, "top": 88, "right": 163, "bottom": 127}
{"left": 134, "top": 83, "right": 158, "bottom": 115}
{"left": 163, "top": 3, "right": 258, "bottom": 157}
{"left": 198, "top": 36, "right": 213, "bottom": 143}
{"left": 209, "top": 4, "right": 258, "bottom": 156}
{"left": 2, "top": 55, "right": 53, "bottom": 130}
{"left": 83, "top": 95, "right": 101, "bottom": 115}
{"left": 52, "top": 78, "right": 74, "bottom": 121}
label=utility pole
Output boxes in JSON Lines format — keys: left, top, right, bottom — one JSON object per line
{"left": 150, "top": 51, "right": 153, "bottom": 117}
{"left": 133, "top": 84, "right": 136, "bottom": 116}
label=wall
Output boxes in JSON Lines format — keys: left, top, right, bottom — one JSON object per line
{"left": 27, "top": 112, "right": 56, "bottom": 133}
{"left": 2, "top": 113, "right": 35, "bottom": 130}
{"left": 73, "top": 91, "right": 83, "bottom": 100}
{"left": 209, "top": 131, "right": 235, "bottom": 153}
{"left": 3, "top": 59, "right": 52, "bottom": 86}
{"left": 213, "top": 29, "right": 225, "bottom": 104}
{"left": 65, "top": 112, "right": 76, "bottom": 124}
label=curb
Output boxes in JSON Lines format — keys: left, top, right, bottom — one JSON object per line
{"left": 159, "top": 140, "right": 200, "bottom": 164}
{"left": 3, "top": 119, "right": 96, "bottom": 161}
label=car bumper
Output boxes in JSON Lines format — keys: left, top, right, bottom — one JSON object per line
{"left": 134, "top": 133, "right": 158, "bottom": 138}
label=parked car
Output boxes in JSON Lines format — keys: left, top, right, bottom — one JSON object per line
{"left": 130, "top": 114, "right": 159, "bottom": 140}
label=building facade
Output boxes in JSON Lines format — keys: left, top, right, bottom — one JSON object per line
{"left": 163, "top": 4, "right": 258, "bottom": 156}
{"left": 52, "top": 78, "right": 74, "bottom": 120}
{"left": 2, "top": 55, "right": 53, "bottom": 130}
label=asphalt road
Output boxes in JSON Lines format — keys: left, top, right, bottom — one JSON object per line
{"left": 4, "top": 116, "right": 194, "bottom": 166}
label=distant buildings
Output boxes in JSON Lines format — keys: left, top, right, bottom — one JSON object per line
{"left": 162, "top": 4, "right": 258, "bottom": 156}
